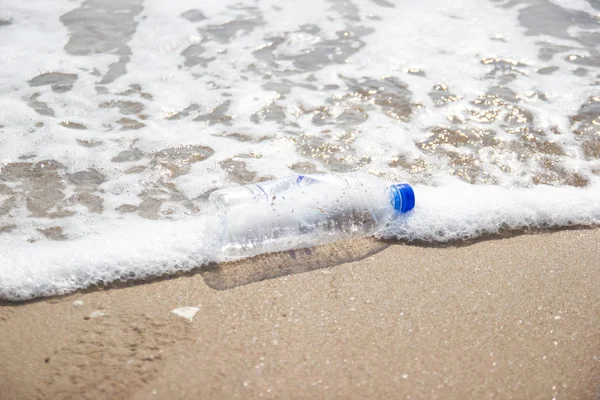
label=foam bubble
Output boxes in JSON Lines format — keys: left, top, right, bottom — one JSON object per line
{"left": 2, "top": 182, "right": 600, "bottom": 301}
{"left": 0, "top": 216, "right": 224, "bottom": 301}
{"left": 1, "top": 0, "right": 600, "bottom": 300}
{"left": 379, "top": 182, "right": 600, "bottom": 242}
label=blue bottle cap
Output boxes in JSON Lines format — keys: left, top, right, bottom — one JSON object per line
{"left": 390, "top": 183, "right": 415, "bottom": 213}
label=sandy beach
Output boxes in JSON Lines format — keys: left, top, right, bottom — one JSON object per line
{"left": 1, "top": 229, "right": 599, "bottom": 399}
{"left": 2, "top": 1, "right": 600, "bottom": 399}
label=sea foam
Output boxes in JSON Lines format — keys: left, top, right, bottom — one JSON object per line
{"left": 2, "top": 183, "right": 599, "bottom": 301}
{"left": 1, "top": 0, "right": 600, "bottom": 300}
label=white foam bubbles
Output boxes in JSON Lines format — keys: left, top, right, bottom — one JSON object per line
{"left": 379, "top": 181, "right": 600, "bottom": 242}
{"left": 2, "top": 180, "right": 600, "bottom": 301}
{"left": 547, "top": 0, "right": 600, "bottom": 15}
{"left": 1, "top": 0, "right": 600, "bottom": 301}
{"left": 0, "top": 215, "right": 224, "bottom": 301}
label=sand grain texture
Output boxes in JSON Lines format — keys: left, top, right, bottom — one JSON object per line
{"left": 1, "top": 230, "right": 599, "bottom": 399}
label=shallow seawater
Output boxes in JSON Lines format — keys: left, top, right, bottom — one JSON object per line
{"left": 1, "top": 0, "right": 600, "bottom": 300}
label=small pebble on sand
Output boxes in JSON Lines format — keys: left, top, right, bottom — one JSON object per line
{"left": 171, "top": 306, "right": 200, "bottom": 321}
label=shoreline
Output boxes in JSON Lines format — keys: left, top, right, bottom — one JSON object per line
{"left": 2, "top": 228, "right": 600, "bottom": 399}
{"left": 2, "top": 225, "right": 595, "bottom": 305}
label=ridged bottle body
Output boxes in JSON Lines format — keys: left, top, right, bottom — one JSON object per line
{"left": 209, "top": 172, "right": 402, "bottom": 259}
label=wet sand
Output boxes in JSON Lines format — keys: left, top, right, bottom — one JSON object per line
{"left": 1, "top": 229, "right": 599, "bottom": 399}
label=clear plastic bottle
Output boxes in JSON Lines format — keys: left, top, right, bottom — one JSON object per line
{"left": 208, "top": 172, "right": 415, "bottom": 260}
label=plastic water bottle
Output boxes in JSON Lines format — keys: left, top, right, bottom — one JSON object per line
{"left": 208, "top": 172, "right": 415, "bottom": 259}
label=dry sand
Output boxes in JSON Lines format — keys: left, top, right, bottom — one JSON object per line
{"left": 1, "top": 229, "right": 599, "bottom": 399}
